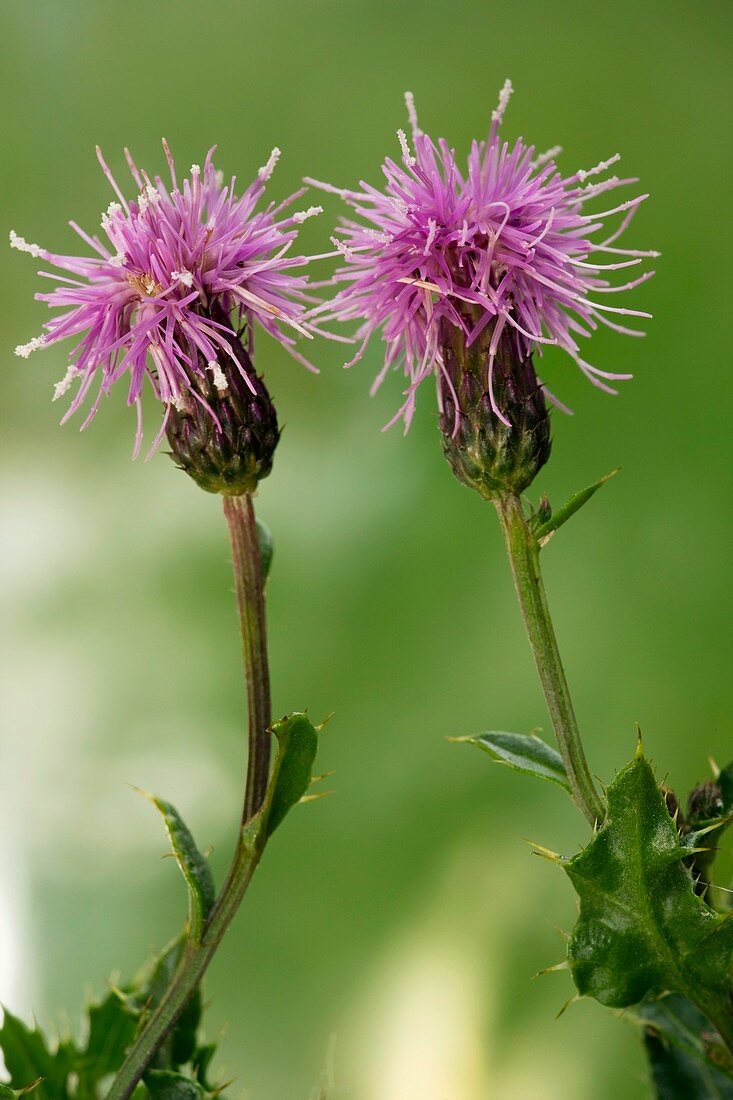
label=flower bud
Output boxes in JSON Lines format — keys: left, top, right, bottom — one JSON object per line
{"left": 686, "top": 779, "right": 724, "bottom": 823}
{"left": 438, "top": 316, "right": 551, "bottom": 500}
{"left": 166, "top": 326, "right": 279, "bottom": 496}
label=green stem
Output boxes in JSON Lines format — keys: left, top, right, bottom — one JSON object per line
{"left": 494, "top": 492, "right": 605, "bottom": 826}
{"left": 223, "top": 493, "right": 272, "bottom": 822}
{"left": 107, "top": 492, "right": 272, "bottom": 1100}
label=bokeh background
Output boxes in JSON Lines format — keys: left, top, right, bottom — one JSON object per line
{"left": 1, "top": 3, "right": 731, "bottom": 1097}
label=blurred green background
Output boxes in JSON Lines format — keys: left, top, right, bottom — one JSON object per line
{"left": 1, "top": 2, "right": 731, "bottom": 1097}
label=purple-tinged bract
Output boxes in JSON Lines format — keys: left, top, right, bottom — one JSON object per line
{"left": 11, "top": 141, "right": 322, "bottom": 455}
{"left": 310, "top": 82, "right": 657, "bottom": 431}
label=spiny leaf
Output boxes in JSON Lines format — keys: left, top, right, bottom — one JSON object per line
{"left": 641, "top": 994, "right": 733, "bottom": 1096}
{"left": 0, "top": 953, "right": 222, "bottom": 1100}
{"left": 533, "top": 468, "right": 619, "bottom": 548}
{"left": 264, "top": 712, "right": 320, "bottom": 837}
{"left": 462, "top": 730, "right": 570, "bottom": 790}
{"left": 76, "top": 990, "right": 139, "bottom": 1094}
{"left": 0, "top": 1009, "right": 74, "bottom": 1100}
{"left": 680, "top": 816, "right": 733, "bottom": 855}
{"left": 141, "top": 793, "right": 215, "bottom": 942}
{"left": 564, "top": 750, "right": 733, "bottom": 1044}
{"left": 256, "top": 518, "right": 273, "bottom": 582}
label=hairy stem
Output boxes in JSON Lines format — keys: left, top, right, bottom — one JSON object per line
{"left": 495, "top": 492, "right": 605, "bottom": 826}
{"left": 107, "top": 492, "right": 272, "bottom": 1100}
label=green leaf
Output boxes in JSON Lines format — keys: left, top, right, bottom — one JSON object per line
{"left": 144, "top": 1070, "right": 204, "bottom": 1100}
{"left": 641, "top": 995, "right": 733, "bottom": 1097}
{"left": 464, "top": 730, "right": 569, "bottom": 790}
{"left": 0, "top": 1009, "right": 73, "bottom": 1100}
{"left": 0, "top": 954, "right": 219, "bottom": 1100}
{"left": 256, "top": 518, "right": 274, "bottom": 581}
{"left": 680, "top": 816, "right": 733, "bottom": 857}
{"left": 76, "top": 990, "right": 138, "bottom": 1096}
{"left": 143, "top": 794, "right": 215, "bottom": 942}
{"left": 533, "top": 468, "right": 619, "bottom": 548}
{"left": 564, "top": 749, "right": 733, "bottom": 1044}
{"left": 264, "top": 712, "right": 320, "bottom": 837}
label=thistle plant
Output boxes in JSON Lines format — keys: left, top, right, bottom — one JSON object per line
{"left": 315, "top": 83, "right": 733, "bottom": 1096}
{"left": 5, "top": 143, "right": 327, "bottom": 1100}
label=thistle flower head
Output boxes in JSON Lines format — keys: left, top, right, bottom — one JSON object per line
{"left": 310, "top": 81, "right": 657, "bottom": 433}
{"left": 11, "top": 141, "right": 322, "bottom": 456}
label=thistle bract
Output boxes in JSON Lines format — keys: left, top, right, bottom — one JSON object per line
{"left": 165, "top": 313, "right": 280, "bottom": 496}
{"left": 11, "top": 141, "right": 321, "bottom": 458}
{"left": 311, "top": 82, "right": 657, "bottom": 436}
{"left": 439, "top": 316, "right": 551, "bottom": 498}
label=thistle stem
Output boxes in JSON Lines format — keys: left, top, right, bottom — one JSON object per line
{"left": 223, "top": 493, "right": 273, "bottom": 821}
{"left": 494, "top": 492, "right": 605, "bottom": 826}
{"left": 107, "top": 492, "right": 272, "bottom": 1100}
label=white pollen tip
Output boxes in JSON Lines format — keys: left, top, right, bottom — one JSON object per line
{"left": 136, "top": 184, "right": 160, "bottom": 213}
{"left": 577, "top": 154, "right": 621, "bottom": 183}
{"left": 531, "top": 145, "right": 563, "bottom": 170}
{"left": 258, "top": 147, "right": 281, "bottom": 181}
{"left": 491, "top": 78, "right": 514, "bottom": 123}
{"left": 404, "top": 91, "right": 421, "bottom": 136}
{"left": 170, "top": 392, "right": 187, "bottom": 412}
{"left": 53, "top": 365, "right": 77, "bottom": 400}
{"left": 330, "top": 236, "right": 354, "bottom": 261}
{"left": 207, "top": 360, "right": 229, "bottom": 393}
{"left": 9, "top": 230, "right": 44, "bottom": 258}
{"left": 15, "top": 335, "right": 46, "bottom": 359}
{"left": 190, "top": 163, "right": 201, "bottom": 176}
{"left": 172, "top": 269, "right": 194, "bottom": 287}
{"left": 397, "top": 129, "right": 415, "bottom": 166}
{"left": 292, "top": 205, "right": 323, "bottom": 223}
{"left": 108, "top": 252, "right": 126, "bottom": 267}
{"left": 101, "top": 201, "right": 123, "bottom": 232}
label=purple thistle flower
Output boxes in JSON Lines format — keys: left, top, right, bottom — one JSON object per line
{"left": 309, "top": 82, "right": 658, "bottom": 432}
{"left": 11, "top": 141, "right": 323, "bottom": 456}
